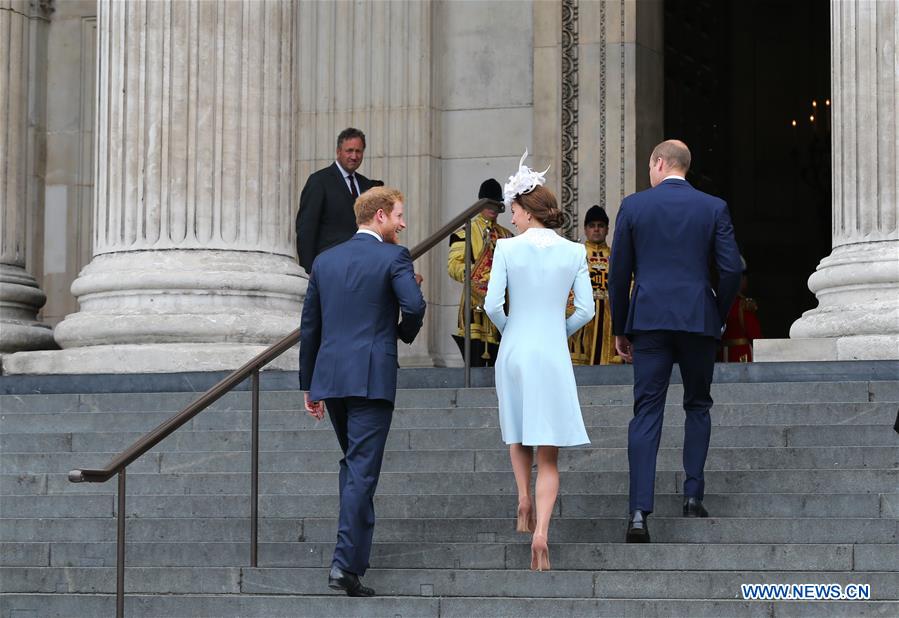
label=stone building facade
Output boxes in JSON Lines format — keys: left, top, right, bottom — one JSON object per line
{"left": 1, "top": 0, "right": 896, "bottom": 373}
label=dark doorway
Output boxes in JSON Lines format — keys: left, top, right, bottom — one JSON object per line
{"left": 664, "top": 0, "right": 831, "bottom": 338}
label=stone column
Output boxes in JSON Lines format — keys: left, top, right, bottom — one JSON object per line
{"left": 0, "top": 0, "right": 55, "bottom": 354}
{"left": 757, "top": 0, "right": 899, "bottom": 361}
{"left": 6, "top": 0, "right": 304, "bottom": 373}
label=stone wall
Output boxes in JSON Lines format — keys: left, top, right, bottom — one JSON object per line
{"left": 40, "top": 0, "right": 95, "bottom": 327}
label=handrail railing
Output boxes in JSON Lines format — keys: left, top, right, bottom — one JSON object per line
{"left": 68, "top": 196, "right": 502, "bottom": 617}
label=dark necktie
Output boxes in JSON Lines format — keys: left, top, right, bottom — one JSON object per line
{"left": 347, "top": 174, "right": 358, "bottom": 197}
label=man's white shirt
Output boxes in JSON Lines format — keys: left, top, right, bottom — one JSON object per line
{"left": 357, "top": 229, "right": 383, "bottom": 242}
{"left": 335, "top": 160, "right": 361, "bottom": 195}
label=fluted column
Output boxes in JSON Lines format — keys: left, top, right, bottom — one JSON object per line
{"left": 9, "top": 0, "right": 304, "bottom": 373}
{"left": 0, "top": 0, "right": 55, "bottom": 353}
{"left": 779, "top": 0, "right": 899, "bottom": 360}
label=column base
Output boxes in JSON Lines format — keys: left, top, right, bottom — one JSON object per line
{"left": 0, "top": 322, "right": 57, "bottom": 354}
{"left": 789, "top": 241, "right": 899, "bottom": 340}
{"left": 2, "top": 343, "right": 299, "bottom": 375}
{"left": 399, "top": 330, "right": 436, "bottom": 368}
{"left": 0, "top": 264, "right": 56, "bottom": 353}
{"left": 754, "top": 335, "right": 899, "bottom": 362}
{"left": 53, "top": 250, "right": 305, "bottom": 349}
{"left": 398, "top": 350, "right": 437, "bottom": 368}
{"left": 431, "top": 356, "right": 465, "bottom": 368}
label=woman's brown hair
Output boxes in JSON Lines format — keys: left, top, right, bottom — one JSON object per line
{"left": 514, "top": 185, "right": 563, "bottom": 229}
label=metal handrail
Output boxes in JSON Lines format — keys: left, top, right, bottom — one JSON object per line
{"left": 68, "top": 196, "right": 502, "bottom": 617}
{"left": 66, "top": 331, "right": 299, "bottom": 485}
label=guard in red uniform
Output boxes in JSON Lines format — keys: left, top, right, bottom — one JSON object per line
{"left": 718, "top": 259, "right": 761, "bottom": 362}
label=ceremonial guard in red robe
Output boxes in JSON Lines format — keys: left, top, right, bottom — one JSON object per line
{"left": 569, "top": 206, "right": 622, "bottom": 365}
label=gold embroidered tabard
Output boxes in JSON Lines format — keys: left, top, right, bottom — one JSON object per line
{"left": 568, "top": 241, "right": 622, "bottom": 365}
{"left": 447, "top": 214, "right": 513, "bottom": 356}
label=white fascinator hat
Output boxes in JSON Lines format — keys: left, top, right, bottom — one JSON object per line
{"left": 502, "top": 150, "right": 550, "bottom": 208}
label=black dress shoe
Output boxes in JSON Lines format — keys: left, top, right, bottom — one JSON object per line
{"left": 626, "top": 510, "right": 651, "bottom": 543}
{"left": 328, "top": 565, "right": 375, "bottom": 597}
{"left": 683, "top": 497, "right": 709, "bottom": 518}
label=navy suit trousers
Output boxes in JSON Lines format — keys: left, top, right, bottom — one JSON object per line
{"left": 325, "top": 396, "right": 393, "bottom": 576}
{"left": 628, "top": 331, "right": 717, "bottom": 513}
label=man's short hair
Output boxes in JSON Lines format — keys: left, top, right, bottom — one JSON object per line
{"left": 650, "top": 140, "right": 691, "bottom": 173}
{"left": 354, "top": 186, "right": 404, "bottom": 225}
{"left": 337, "top": 127, "right": 366, "bottom": 149}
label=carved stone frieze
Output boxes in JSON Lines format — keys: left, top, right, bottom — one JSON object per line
{"left": 560, "top": 0, "right": 578, "bottom": 239}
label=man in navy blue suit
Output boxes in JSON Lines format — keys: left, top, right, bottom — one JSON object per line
{"left": 609, "top": 140, "right": 742, "bottom": 543}
{"left": 300, "top": 186, "right": 426, "bottom": 595}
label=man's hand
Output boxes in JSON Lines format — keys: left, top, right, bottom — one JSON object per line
{"left": 414, "top": 273, "right": 424, "bottom": 286}
{"left": 615, "top": 335, "right": 633, "bottom": 363}
{"left": 304, "top": 392, "right": 325, "bottom": 420}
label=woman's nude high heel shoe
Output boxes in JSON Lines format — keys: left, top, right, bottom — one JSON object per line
{"left": 516, "top": 498, "right": 536, "bottom": 533}
{"left": 530, "top": 533, "right": 550, "bottom": 571}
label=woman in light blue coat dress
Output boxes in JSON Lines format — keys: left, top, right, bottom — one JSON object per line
{"left": 484, "top": 155, "right": 595, "bottom": 571}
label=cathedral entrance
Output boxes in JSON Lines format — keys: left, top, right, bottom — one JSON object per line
{"left": 663, "top": 0, "right": 831, "bottom": 338}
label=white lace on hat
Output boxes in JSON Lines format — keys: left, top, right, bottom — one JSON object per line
{"left": 502, "top": 149, "right": 550, "bottom": 208}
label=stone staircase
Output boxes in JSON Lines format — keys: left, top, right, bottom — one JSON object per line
{"left": 1, "top": 364, "right": 898, "bottom": 617}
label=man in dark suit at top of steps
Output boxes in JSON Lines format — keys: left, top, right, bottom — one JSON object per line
{"left": 609, "top": 139, "right": 742, "bottom": 543}
{"left": 296, "top": 127, "right": 375, "bottom": 274}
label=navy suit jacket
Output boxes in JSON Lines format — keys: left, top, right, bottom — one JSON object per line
{"left": 296, "top": 162, "right": 374, "bottom": 274}
{"left": 609, "top": 178, "right": 742, "bottom": 339}
{"left": 299, "top": 233, "right": 426, "bottom": 404}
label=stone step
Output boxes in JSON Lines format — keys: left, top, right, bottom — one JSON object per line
{"left": 2, "top": 379, "right": 894, "bottom": 415}
{"left": 6, "top": 469, "right": 897, "bottom": 497}
{"left": 3, "top": 516, "right": 895, "bottom": 545}
{"left": 3, "top": 361, "right": 896, "bottom": 393}
{"left": 0, "top": 593, "right": 425, "bottom": 618}
{"left": 244, "top": 567, "right": 899, "bottom": 600}
{"left": 0, "top": 494, "right": 115, "bottom": 518}
{"left": 7, "top": 492, "right": 896, "bottom": 520}
{"left": 4, "top": 540, "right": 895, "bottom": 571}
{"left": 2, "top": 566, "right": 897, "bottom": 600}
{"left": 2, "top": 372, "right": 896, "bottom": 618}
{"left": 297, "top": 516, "right": 899, "bottom": 545}
{"left": 5, "top": 445, "right": 895, "bottom": 475}
{"left": 5, "top": 592, "right": 896, "bottom": 618}
{"left": 4, "top": 423, "right": 893, "bottom": 454}
{"left": 4, "top": 401, "right": 897, "bottom": 432}
{"left": 438, "top": 597, "right": 898, "bottom": 617}
{"left": 2, "top": 452, "right": 162, "bottom": 474}
{"left": 1, "top": 566, "right": 242, "bottom": 594}
{"left": 0, "top": 517, "right": 301, "bottom": 543}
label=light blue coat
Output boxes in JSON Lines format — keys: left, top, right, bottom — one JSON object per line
{"left": 485, "top": 228, "right": 595, "bottom": 446}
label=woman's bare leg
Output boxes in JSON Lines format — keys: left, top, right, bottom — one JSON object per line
{"left": 509, "top": 444, "right": 535, "bottom": 532}
{"left": 531, "top": 445, "right": 559, "bottom": 570}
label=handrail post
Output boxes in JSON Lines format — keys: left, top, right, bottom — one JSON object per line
{"left": 116, "top": 469, "right": 126, "bottom": 618}
{"left": 463, "top": 219, "right": 472, "bottom": 388}
{"left": 250, "top": 370, "right": 260, "bottom": 567}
